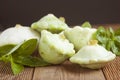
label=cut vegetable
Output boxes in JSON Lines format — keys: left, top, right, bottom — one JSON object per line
{"left": 0, "top": 24, "right": 40, "bottom": 47}
{"left": 39, "top": 30, "right": 75, "bottom": 64}
{"left": 64, "top": 26, "right": 96, "bottom": 51}
{"left": 70, "top": 40, "right": 116, "bottom": 69}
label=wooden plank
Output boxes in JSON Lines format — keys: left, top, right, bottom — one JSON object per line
{"left": 0, "top": 62, "right": 34, "bottom": 80}
{"left": 102, "top": 57, "right": 120, "bottom": 80}
{"left": 33, "top": 61, "right": 105, "bottom": 80}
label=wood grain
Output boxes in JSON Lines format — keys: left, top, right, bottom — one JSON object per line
{"left": 0, "top": 62, "right": 34, "bottom": 80}
{"left": 102, "top": 57, "right": 120, "bottom": 80}
{"left": 33, "top": 61, "right": 105, "bottom": 80}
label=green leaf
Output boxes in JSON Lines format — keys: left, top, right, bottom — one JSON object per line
{"left": 115, "top": 28, "right": 120, "bottom": 35}
{"left": 14, "top": 56, "right": 50, "bottom": 67}
{"left": 81, "top": 21, "right": 92, "bottom": 28}
{"left": 0, "top": 42, "right": 24, "bottom": 62}
{"left": 95, "top": 26, "right": 120, "bottom": 55}
{"left": 114, "top": 36, "right": 120, "bottom": 55}
{"left": 115, "top": 36, "right": 120, "bottom": 47}
{"left": 1, "top": 54, "right": 24, "bottom": 75}
{"left": 109, "top": 27, "right": 114, "bottom": 39}
{"left": 111, "top": 41, "right": 118, "bottom": 54}
{"left": 7, "top": 42, "right": 24, "bottom": 56}
{"left": 0, "top": 55, "right": 11, "bottom": 62}
{"left": 0, "top": 45, "right": 15, "bottom": 57}
{"left": 106, "top": 40, "right": 112, "bottom": 51}
{"left": 13, "top": 39, "right": 37, "bottom": 57}
{"left": 10, "top": 55, "right": 24, "bottom": 75}
{"left": 115, "top": 51, "right": 120, "bottom": 56}
{"left": 96, "top": 26, "right": 107, "bottom": 44}
{"left": 0, "top": 39, "right": 39, "bottom": 75}
{"left": 11, "top": 62, "right": 24, "bottom": 75}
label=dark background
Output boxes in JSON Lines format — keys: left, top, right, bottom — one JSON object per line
{"left": 0, "top": 0, "right": 120, "bottom": 29}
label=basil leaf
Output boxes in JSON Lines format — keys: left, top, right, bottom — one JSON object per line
{"left": 0, "top": 41, "right": 24, "bottom": 62}
{"left": 13, "top": 39, "right": 37, "bottom": 57}
{"left": 115, "top": 51, "right": 120, "bottom": 56}
{"left": 95, "top": 26, "right": 107, "bottom": 45}
{"left": 1, "top": 54, "right": 24, "bottom": 75}
{"left": 81, "top": 21, "right": 92, "bottom": 28}
{"left": 95, "top": 26, "right": 120, "bottom": 55}
{"left": 109, "top": 27, "right": 114, "bottom": 39}
{"left": 7, "top": 42, "right": 24, "bottom": 56}
{"left": 0, "top": 39, "right": 41, "bottom": 75}
{"left": 0, "top": 45, "right": 15, "bottom": 57}
{"left": 114, "top": 36, "right": 120, "bottom": 55}
{"left": 14, "top": 56, "right": 50, "bottom": 67}
{"left": 11, "top": 62, "right": 24, "bottom": 75}
{"left": 111, "top": 43, "right": 118, "bottom": 55}
{"left": 0, "top": 55, "right": 11, "bottom": 62}
{"left": 115, "top": 36, "right": 120, "bottom": 47}
{"left": 106, "top": 40, "right": 112, "bottom": 51}
{"left": 11, "top": 55, "right": 24, "bottom": 75}
{"left": 115, "top": 28, "right": 120, "bottom": 35}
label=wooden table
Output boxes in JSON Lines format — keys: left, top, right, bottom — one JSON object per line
{"left": 0, "top": 24, "right": 120, "bottom": 80}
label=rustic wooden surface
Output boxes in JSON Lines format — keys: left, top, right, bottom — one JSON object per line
{"left": 0, "top": 24, "right": 120, "bottom": 80}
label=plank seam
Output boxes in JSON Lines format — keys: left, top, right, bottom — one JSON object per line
{"left": 102, "top": 68, "right": 107, "bottom": 80}
{"left": 31, "top": 67, "right": 35, "bottom": 80}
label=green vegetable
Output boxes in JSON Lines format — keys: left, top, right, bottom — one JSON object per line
{"left": 39, "top": 30, "right": 75, "bottom": 64}
{"left": 70, "top": 40, "right": 116, "bottom": 69}
{"left": 81, "top": 21, "right": 92, "bottom": 28}
{"left": 0, "top": 39, "right": 50, "bottom": 75}
{"left": 31, "top": 14, "right": 69, "bottom": 33}
{"left": 95, "top": 26, "right": 120, "bottom": 55}
{"left": 64, "top": 26, "right": 96, "bottom": 51}
{"left": 0, "top": 25, "right": 40, "bottom": 47}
